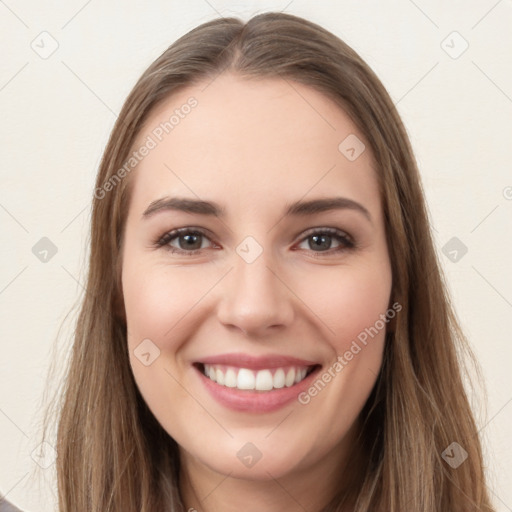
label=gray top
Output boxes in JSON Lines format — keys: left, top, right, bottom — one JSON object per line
{"left": 0, "top": 498, "right": 23, "bottom": 512}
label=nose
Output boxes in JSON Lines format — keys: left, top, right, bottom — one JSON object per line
{"left": 216, "top": 249, "right": 295, "bottom": 337}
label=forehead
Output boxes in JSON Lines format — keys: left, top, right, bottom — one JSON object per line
{"left": 128, "top": 73, "right": 380, "bottom": 219}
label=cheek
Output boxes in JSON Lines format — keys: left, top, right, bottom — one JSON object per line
{"left": 292, "top": 260, "right": 392, "bottom": 351}
{"left": 122, "top": 257, "right": 200, "bottom": 428}
{"left": 122, "top": 257, "right": 213, "bottom": 345}
{"left": 292, "top": 264, "right": 392, "bottom": 448}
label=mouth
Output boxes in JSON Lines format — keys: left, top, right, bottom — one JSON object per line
{"left": 192, "top": 353, "right": 322, "bottom": 412}
{"left": 194, "top": 362, "right": 319, "bottom": 392}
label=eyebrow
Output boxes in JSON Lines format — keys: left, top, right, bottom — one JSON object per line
{"left": 141, "top": 196, "right": 372, "bottom": 222}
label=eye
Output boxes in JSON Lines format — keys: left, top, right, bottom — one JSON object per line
{"left": 155, "top": 227, "right": 355, "bottom": 256}
{"left": 156, "top": 228, "right": 215, "bottom": 255}
{"left": 294, "top": 227, "right": 355, "bottom": 257}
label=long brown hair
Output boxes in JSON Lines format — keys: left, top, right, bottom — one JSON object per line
{"left": 42, "top": 11, "right": 495, "bottom": 511}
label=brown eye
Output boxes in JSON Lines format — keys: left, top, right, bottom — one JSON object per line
{"left": 295, "top": 228, "right": 354, "bottom": 256}
{"left": 156, "top": 226, "right": 354, "bottom": 257}
{"left": 157, "top": 229, "right": 213, "bottom": 255}
{"left": 174, "top": 232, "right": 204, "bottom": 251}
{"left": 303, "top": 233, "right": 340, "bottom": 252}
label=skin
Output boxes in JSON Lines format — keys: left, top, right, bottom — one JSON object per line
{"left": 121, "top": 73, "right": 393, "bottom": 512}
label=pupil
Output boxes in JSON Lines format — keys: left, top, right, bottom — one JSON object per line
{"left": 311, "top": 234, "right": 330, "bottom": 251}
{"left": 182, "top": 234, "right": 200, "bottom": 250}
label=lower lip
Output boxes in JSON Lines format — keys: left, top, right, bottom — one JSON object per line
{"left": 195, "top": 365, "right": 321, "bottom": 413}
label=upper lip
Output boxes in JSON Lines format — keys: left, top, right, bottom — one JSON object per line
{"left": 196, "top": 352, "right": 319, "bottom": 370}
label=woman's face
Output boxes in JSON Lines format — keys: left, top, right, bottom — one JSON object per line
{"left": 121, "top": 73, "right": 392, "bottom": 481}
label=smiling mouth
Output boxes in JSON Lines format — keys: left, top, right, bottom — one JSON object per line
{"left": 194, "top": 363, "right": 320, "bottom": 392}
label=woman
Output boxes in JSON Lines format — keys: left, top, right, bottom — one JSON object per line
{"left": 44, "top": 11, "right": 495, "bottom": 512}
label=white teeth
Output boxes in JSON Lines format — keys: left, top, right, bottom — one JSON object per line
{"left": 224, "top": 368, "right": 237, "bottom": 387}
{"left": 202, "top": 364, "right": 312, "bottom": 391}
{"left": 237, "top": 368, "right": 255, "bottom": 390}
{"left": 285, "top": 368, "right": 295, "bottom": 387}
{"left": 273, "top": 368, "right": 285, "bottom": 389}
{"left": 255, "top": 370, "right": 273, "bottom": 391}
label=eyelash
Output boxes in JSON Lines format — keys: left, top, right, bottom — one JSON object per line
{"left": 154, "top": 227, "right": 355, "bottom": 258}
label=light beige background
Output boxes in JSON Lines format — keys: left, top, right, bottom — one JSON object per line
{"left": 1, "top": 1, "right": 511, "bottom": 510}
